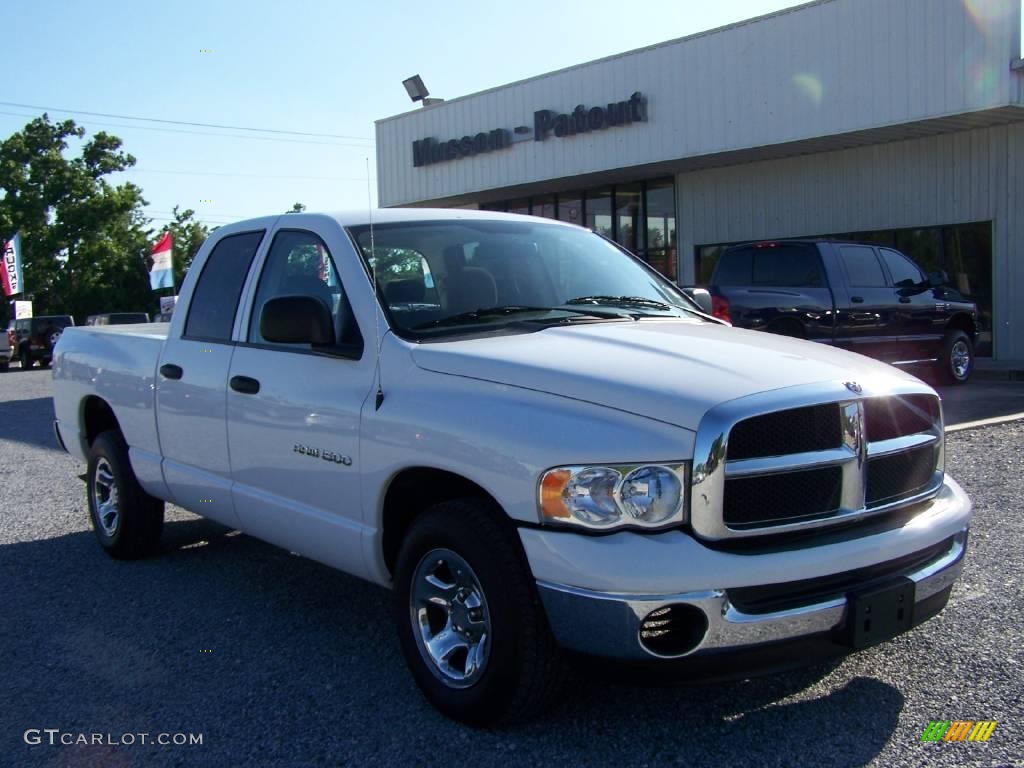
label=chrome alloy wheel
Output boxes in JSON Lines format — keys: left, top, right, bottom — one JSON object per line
{"left": 93, "top": 457, "right": 120, "bottom": 536}
{"left": 410, "top": 548, "right": 491, "bottom": 688}
{"left": 951, "top": 339, "right": 971, "bottom": 380}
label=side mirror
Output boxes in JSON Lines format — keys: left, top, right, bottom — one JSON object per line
{"left": 927, "top": 270, "right": 948, "bottom": 288}
{"left": 260, "top": 295, "right": 335, "bottom": 345}
{"left": 683, "top": 287, "right": 714, "bottom": 315}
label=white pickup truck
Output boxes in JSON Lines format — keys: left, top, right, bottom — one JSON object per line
{"left": 52, "top": 210, "right": 972, "bottom": 725}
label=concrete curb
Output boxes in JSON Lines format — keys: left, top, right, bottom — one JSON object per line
{"left": 945, "top": 412, "right": 1024, "bottom": 433}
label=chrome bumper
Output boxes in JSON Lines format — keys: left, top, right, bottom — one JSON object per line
{"left": 536, "top": 529, "right": 967, "bottom": 661}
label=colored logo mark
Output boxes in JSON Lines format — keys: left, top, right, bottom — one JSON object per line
{"left": 920, "top": 720, "right": 997, "bottom": 742}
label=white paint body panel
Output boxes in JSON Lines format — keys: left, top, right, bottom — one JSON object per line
{"left": 52, "top": 210, "right": 970, "bottom": 604}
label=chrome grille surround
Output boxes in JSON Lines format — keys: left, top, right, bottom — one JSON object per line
{"left": 690, "top": 379, "right": 944, "bottom": 540}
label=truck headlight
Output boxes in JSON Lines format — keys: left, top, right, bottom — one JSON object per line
{"left": 539, "top": 463, "right": 689, "bottom": 530}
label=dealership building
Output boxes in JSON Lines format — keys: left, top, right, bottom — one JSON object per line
{"left": 375, "top": 0, "right": 1024, "bottom": 364}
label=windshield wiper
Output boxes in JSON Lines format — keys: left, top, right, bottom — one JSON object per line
{"left": 565, "top": 295, "right": 674, "bottom": 311}
{"left": 412, "top": 305, "right": 624, "bottom": 330}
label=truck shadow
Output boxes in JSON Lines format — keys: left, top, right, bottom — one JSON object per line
{"left": 0, "top": 519, "right": 902, "bottom": 768}
{"left": 0, "top": 396, "right": 63, "bottom": 453}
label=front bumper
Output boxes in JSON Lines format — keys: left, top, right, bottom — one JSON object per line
{"left": 537, "top": 530, "right": 964, "bottom": 661}
{"left": 523, "top": 475, "right": 971, "bottom": 662}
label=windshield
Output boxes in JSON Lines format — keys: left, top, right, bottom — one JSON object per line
{"left": 348, "top": 219, "right": 699, "bottom": 338}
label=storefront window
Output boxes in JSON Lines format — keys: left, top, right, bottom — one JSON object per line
{"left": 615, "top": 184, "right": 642, "bottom": 251}
{"left": 558, "top": 193, "right": 583, "bottom": 226}
{"left": 531, "top": 195, "right": 557, "bottom": 220}
{"left": 506, "top": 198, "right": 530, "bottom": 216}
{"left": 943, "top": 222, "right": 992, "bottom": 355}
{"left": 643, "top": 179, "right": 677, "bottom": 280}
{"left": 585, "top": 188, "right": 613, "bottom": 238}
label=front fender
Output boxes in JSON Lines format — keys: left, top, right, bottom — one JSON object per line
{"left": 357, "top": 340, "right": 695, "bottom": 585}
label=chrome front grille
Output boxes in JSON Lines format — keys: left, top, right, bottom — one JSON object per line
{"left": 690, "top": 381, "right": 944, "bottom": 540}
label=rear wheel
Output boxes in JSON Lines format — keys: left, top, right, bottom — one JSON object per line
{"left": 0, "top": 360, "right": 8, "bottom": 371}
{"left": 37, "top": 358, "right": 50, "bottom": 369}
{"left": 87, "top": 431, "right": 164, "bottom": 559}
{"left": 937, "top": 329, "right": 973, "bottom": 385}
{"left": 393, "top": 499, "right": 562, "bottom": 726}
{"left": 19, "top": 348, "right": 32, "bottom": 369}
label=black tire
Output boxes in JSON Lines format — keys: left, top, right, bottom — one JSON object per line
{"left": 20, "top": 348, "right": 32, "bottom": 369}
{"left": 936, "top": 329, "right": 973, "bottom": 385}
{"left": 0, "top": 360, "right": 8, "bottom": 371}
{"left": 37, "top": 358, "right": 50, "bottom": 369}
{"left": 393, "top": 499, "right": 563, "bottom": 726}
{"left": 86, "top": 430, "right": 164, "bottom": 559}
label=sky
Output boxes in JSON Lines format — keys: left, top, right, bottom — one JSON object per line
{"left": 1, "top": 0, "right": 807, "bottom": 230}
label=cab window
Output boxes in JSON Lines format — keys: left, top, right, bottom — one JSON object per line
{"left": 185, "top": 231, "right": 264, "bottom": 342}
{"left": 248, "top": 229, "right": 362, "bottom": 353}
{"left": 879, "top": 248, "right": 925, "bottom": 287}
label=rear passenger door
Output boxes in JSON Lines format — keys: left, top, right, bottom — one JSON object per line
{"left": 833, "top": 244, "right": 903, "bottom": 361}
{"left": 156, "top": 229, "right": 266, "bottom": 527}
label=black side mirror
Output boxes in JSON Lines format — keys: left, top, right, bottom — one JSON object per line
{"left": 927, "top": 270, "right": 948, "bottom": 288}
{"left": 683, "top": 287, "right": 713, "bottom": 315}
{"left": 260, "top": 295, "right": 335, "bottom": 345}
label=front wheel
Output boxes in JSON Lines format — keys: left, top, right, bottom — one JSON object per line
{"left": 393, "top": 499, "right": 563, "bottom": 726}
{"left": 87, "top": 431, "right": 164, "bottom": 559}
{"left": 937, "top": 329, "right": 973, "bottom": 385}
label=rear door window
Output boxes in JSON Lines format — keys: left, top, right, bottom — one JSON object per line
{"left": 185, "top": 231, "right": 264, "bottom": 342}
{"left": 751, "top": 245, "right": 824, "bottom": 287}
{"left": 712, "top": 244, "right": 824, "bottom": 287}
{"left": 838, "top": 245, "right": 888, "bottom": 287}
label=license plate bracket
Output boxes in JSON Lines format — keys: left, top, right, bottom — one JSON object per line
{"left": 844, "top": 577, "right": 915, "bottom": 649}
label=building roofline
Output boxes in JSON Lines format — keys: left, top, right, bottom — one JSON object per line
{"left": 376, "top": 0, "right": 833, "bottom": 125}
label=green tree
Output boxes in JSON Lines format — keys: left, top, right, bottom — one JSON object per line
{"left": 153, "top": 205, "right": 210, "bottom": 289}
{"left": 0, "top": 114, "right": 152, "bottom": 322}
{"left": 290, "top": 202, "right": 306, "bottom": 212}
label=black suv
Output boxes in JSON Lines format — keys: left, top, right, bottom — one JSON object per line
{"left": 12, "top": 315, "right": 75, "bottom": 369}
{"left": 707, "top": 240, "right": 978, "bottom": 384}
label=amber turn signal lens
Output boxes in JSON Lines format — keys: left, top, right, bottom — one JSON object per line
{"left": 540, "top": 469, "right": 572, "bottom": 519}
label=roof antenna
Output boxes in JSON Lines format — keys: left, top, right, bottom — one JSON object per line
{"left": 367, "top": 157, "right": 384, "bottom": 410}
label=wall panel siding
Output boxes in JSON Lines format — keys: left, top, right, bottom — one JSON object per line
{"left": 377, "top": 0, "right": 1021, "bottom": 207}
{"left": 675, "top": 123, "right": 1024, "bottom": 361}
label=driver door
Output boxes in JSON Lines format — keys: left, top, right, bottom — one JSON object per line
{"left": 226, "top": 225, "right": 376, "bottom": 577}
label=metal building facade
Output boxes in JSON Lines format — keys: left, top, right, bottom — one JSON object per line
{"left": 375, "top": 0, "right": 1024, "bottom": 363}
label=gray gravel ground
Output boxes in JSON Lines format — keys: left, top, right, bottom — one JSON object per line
{"left": 1, "top": 368, "right": 1021, "bottom": 768}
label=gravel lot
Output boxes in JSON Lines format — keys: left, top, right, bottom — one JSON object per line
{"left": 1, "top": 368, "right": 1021, "bottom": 768}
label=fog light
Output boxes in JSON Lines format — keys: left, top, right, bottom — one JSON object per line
{"left": 638, "top": 604, "right": 708, "bottom": 657}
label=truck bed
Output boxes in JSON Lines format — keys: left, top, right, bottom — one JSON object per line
{"left": 52, "top": 324, "right": 168, "bottom": 465}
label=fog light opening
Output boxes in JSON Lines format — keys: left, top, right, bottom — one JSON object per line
{"left": 638, "top": 603, "right": 709, "bottom": 657}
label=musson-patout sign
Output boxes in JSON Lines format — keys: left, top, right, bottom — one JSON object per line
{"left": 411, "top": 92, "right": 647, "bottom": 168}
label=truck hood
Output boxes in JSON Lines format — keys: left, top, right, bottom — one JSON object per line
{"left": 410, "top": 320, "right": 920, "bottom": 430}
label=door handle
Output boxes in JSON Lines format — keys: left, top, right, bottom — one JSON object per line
{"left": 899, "top": 296, "right": 911, "bottom": 303}
{"left": 851, "top": 296, "right": 864, "bottom": 303}
{"left": 230, "top": 375, "right": 260, "bottom": 395}
{"left": 159, "top": 363, "right": 183, "bottom": 380}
